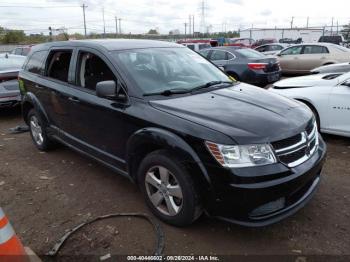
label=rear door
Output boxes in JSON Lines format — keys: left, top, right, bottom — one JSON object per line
{"left": 298, "top": 45, "right": 330, "bottom": 72}
{"left": 328, "top": 78, "right": 350, "bottom": 135}
{"left": 278, "top": 45, "right": 303, "bottom": 73}
{"left": 209, "top": 49, "right": 229, "bottom": 67}
{"left": 38, "top": 48, "right": 75, "bottom": 134}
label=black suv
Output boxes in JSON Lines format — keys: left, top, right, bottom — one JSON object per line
{"left": 19, "top": 40, "right": 326, "bottom": 227}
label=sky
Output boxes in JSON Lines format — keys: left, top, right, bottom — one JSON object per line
{"left": 0, "top": 0, "right": 349, "bottom": 35}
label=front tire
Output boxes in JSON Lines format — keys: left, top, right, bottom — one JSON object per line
{"left": 27, "top": 109, "right": 55, "bottom": 151}
{"left": 138, "top": 150, "right": 202, "bottom": 226}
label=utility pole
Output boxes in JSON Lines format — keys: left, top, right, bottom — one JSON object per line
{"left": 331, "top": 17, "right": 334, "bottom": 35}
{"left": 184, "top": 22, "right": 187, "bottom": 38}
{"left": 337, "top": 20, "right": 339, "bottom": 35}
{"left": 102, "top": 7, "right": 106, "bottom": 37}
{"left": 306, "top": 17, "right": 309, "bottom": 28}
{"left": 115, "top": 16, "right": 118, "bottom": 37}
{"left": 118, "top": 18, "right": 122, "bottom": 35}
{"left": 290, "top": 16, "right": 294, "bottom": 29}
{"left": 192, "top": 15, "right": 195, "bottom": 37}
{"left": 189, "top": 15, "right": 191, "bottom": 37}
{"left": 81, "top": 3, "right": 87, "bottom": 37}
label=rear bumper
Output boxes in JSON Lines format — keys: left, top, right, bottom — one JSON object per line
{"left": 244, "top": 70, "right": 282, "bottom": 86}
{"left": 205, "top": 135, "right": 326, "bottom": 227}
{"left": 0, "top": 91, "right": 21, "bottom": 108}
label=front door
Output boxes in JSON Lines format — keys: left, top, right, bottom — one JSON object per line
{"left": 278, "top": 45, "right": 303, "bottom": 73}
{"left": 65, "top": 49, "right": 128, "bottom": 170}
{"left": 328, "top": 79, "right": 350, "bottom": 135}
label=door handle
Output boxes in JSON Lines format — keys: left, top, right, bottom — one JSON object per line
{"left": 68, "top": 97, "right": 80, "bottom": 103}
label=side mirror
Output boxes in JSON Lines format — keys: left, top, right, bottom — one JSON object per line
{"left": 341, "top": 80, "right": 350, "bottom": 87}
{"left": 96, "top": 80, "right": 117, "bottom": 99}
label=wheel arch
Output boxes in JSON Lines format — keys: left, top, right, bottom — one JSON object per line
{"left": 126, "top": 127, "right": 211, "bottom": 187}
{"left": 22, "top": 93, "right": 49, "bottom": 125}
{"left": 295, "top": 98, "right": 321, "bottom": 128}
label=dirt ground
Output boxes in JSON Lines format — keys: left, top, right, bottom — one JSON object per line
{"left": 0, "top": 107, "right": 349, "bottom": 260}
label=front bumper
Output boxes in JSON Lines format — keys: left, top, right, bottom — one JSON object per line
{"left": 205, "top": 135, "right": 327, "bottom": 227}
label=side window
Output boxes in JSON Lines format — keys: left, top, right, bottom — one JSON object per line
{"left": 76, "top": 52, "right": 116, "bottom": 91}
{"left": 25, "top": 51, "right": 48, "bottom": 75}
{"left": 46, "top": 50, "right": 72, "bottom": 82}
{"left": 280, "top": 46, "right": 303, "bottom": 55}
{"left": 227, "top": 52, "right": 235, "bottom": 60}
{"left": 211, "top": 50, "right": 226, "bottom": 61}
{"left": 199, "top": 49, "right": 210, "bottom": 58}
{"left": 256, "top": 46, "right": 266, "bottom": 52}
{"left": 303, "top": 45, "right": 329, "bottom": 54}
{"left": 14, "top": 48, "right": 22, "bottom": 55}
{"left": 186, "top": 45, "right": 195, "bottom": 51}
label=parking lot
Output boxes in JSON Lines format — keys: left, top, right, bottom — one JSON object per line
{"left": 0, "top": 107, "right": 349, "bottom": 258}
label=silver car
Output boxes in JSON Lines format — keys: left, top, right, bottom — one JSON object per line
{"left": 254, "top": 43, "right": 290, "bottom": 56}
{"left": 0, "top": 54, "right": 26, "bottom": 107}
{"left": 311, "top": 62, "right": 350, "bottom": 74}
{"left": 276, "top": 43, "right": 350, "bottom": 74}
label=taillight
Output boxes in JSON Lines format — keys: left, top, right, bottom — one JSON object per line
{"left": 248, "top": 63, "right": 267, "bottom": 70}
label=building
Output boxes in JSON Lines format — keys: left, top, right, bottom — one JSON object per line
{"left": 240, "top": 27, "right": 334, "bottom": 43}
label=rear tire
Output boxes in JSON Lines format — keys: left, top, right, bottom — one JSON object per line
{"left": 138, "top": 150, "right": 202, "bottom": 226}
{"left": 27, "top": 109, "right": 55, "bottom": 151}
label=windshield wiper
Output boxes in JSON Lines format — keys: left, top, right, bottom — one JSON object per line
{"left": 143, "top": 88, "right": 191, "bottom": 97}
{"left": 190, "top": 81, "right": 233, "bottom": 93}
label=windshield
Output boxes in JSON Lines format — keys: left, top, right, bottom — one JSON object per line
{"left": 113, "top": 47, "right": 232, "bottom": 95}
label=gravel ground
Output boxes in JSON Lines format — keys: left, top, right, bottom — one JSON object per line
{"left": 0, "top": 107, "right": 349, "bottom": 260}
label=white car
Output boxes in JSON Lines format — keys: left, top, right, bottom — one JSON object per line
{"left": 269, "top": 72, "right": 350, "bottom": 137}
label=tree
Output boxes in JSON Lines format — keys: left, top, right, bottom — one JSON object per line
{"left": 147, "top": 29, "right": 159, "bottom": 35}
{"left": 2, "top": 30, "right": 25, "bottom": 44}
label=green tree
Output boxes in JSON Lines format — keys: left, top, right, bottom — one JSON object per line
{"left": 147, "top": 29, "right": 159, "bottom": 35}
{"left": 2, "top": 30, "right": 26, "bottom": 44}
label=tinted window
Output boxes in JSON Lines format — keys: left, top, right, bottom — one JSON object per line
{"left": 236, "top": 48, "right": 265, "bottom": 58}
{"left": 25, "top": 51, "right": 48, "bottom": 75}
{"left": 46, "top": 50, "right": 72, "bottom": 82}
{"left": 255, "top": 46, "right": 267, "bottom": 52}
{"left": 270, "top": 45, "right": 283, "bottom": 51}
{"left": 303, "top": 45, "right": 329, "bottom": 54}
{"left": 186, "top": 45, "right": 195, "bottom": 51}
{"left": 76, "top": 52, "right": 116, "bottom": 91}
{"left": 211, "top": 50, "right": 227, "bottom": 60}
{"left": 280, "top": 46, "right": 303, "bottom": 55}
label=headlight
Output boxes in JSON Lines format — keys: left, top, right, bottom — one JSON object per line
{"left": 205, "top": 141, "right": 277, "bottom": 168}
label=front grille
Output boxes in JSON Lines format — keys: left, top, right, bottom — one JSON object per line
{"left": 272, "top": 122, "right": 319, "bottom": 167}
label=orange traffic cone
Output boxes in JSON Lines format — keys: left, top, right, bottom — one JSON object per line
{"left": 0, "top": 208, "right": 28, "bottom": 262}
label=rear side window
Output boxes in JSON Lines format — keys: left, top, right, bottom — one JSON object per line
{"left": 25, "top": 51, "right": 48, "bottom": 75}
{"left": 211, "top": 50, "right": 227, "bottom": 61}
{"left": 76, "top": 51, "right": 116, "bottom": 91}
{"left": 46, "top": 50, "right": 72, "bottom": 82}
{"left": 303, "top": 46, "right": 329, "bottom": 54}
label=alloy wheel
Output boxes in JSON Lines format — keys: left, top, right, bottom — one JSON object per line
{"left": 30, "top": 115, "right": 44, "bottom": 146}
{"left": 145, "top": 165, "right": 183, "bottom": 216}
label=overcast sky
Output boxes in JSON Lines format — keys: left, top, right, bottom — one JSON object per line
{"left": 0, "top": 0, "right": 349, "bottom": 35}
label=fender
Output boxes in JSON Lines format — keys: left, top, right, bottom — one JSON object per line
{"left": 126, "top": 127, "right": 211, "bottom": 185}
{"left": 22, "top": 92, "right": 49, "bottom": 125}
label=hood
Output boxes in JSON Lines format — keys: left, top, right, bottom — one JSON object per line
{"left": 273, "top": 73, "right": 340, "bottom": 88}
{"left": 150, "top": 83, "right": 313, "bottom": 144}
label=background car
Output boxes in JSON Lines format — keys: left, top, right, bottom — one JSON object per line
{"left": 10, "top": 45, "right": 33, "bottom": 56}
{"left": 311, "top": 62, "right": 350, "bottom": 74}
{"left": 0, "top": 53, "right": 26, "bottom": 107}
{"left": 279, "top": 38, "right": 303, "bottom": 44}
{"left": 182, "top": 42, "right": 212, "bottom": 52}
{"left": 251, "top": 38, "right": 277, "bottom": 49}
{"left": 255, "top": 43, "right": 290, "bottom": 55}
{"left": 200, "top": 47, "right": 281, "bottom": 86}
{"left": 225, "top": 38, "right": 255, "bottom": 48}
{"left": 318, "top": 35, "right": 345, "bottom": 45}
{"left": 276, "top": 43, "right": 350, "bottom": 74}
{"left": 270, "top": 72, "right": 350, "bottom": 137}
